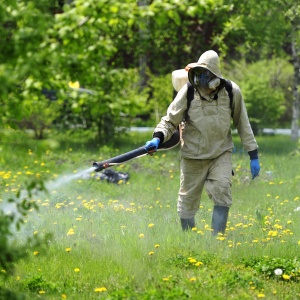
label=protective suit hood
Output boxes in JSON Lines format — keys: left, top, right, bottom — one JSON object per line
{"left": 187, "top": 50, "right": 224, "bottom": 86}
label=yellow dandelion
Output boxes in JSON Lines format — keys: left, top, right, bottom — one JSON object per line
{"left": 282, "top": 274, "right": 290, "bottom": 280}
{"left": 39, "top": 291, "right": 46, "bottom": 294}
{"left": 94, "top": 287, "right": 107, "bottom": 292}
{"left": 139, "top": 233, "right": 144, "bottom": 238}
{"left": 148, "top": 223, "right": 154, "bottom": 228}
{"left": 33, "top": 231, "right": 38, "bottom": 235}
{"left": 257, "top": 293, "right": 265, "bottom": 298}
{"left": 74, "top": 268, "right": 80, "bottom": 272}
{"left": 191, "top": 227, "right": 197, "bottom": 231}
{"left": 154, "top": 244, "right": 160, "bottom": 248}
{"left": 65, "top": 248, "right": 71, "bottom": 252}
{"left": 149, "top": 252, "right": 154, "bottom": 256}
{"left": 67, "top": 228, "right": 75, "bottom": 236}
{"left": 33, "top": 251, "right": 39, "bottom": 256}
{"left": 62, "top": 294, "right": 67, "bottom": 299}
{"left": 268, "top": 230, "right": 278, "bottom": 237}
{"left": 162, "top": 277, "right": 169, "bottom": 281}
{"left": 195, "top": 262, "right": 203, "bottom": 267}
{"left": 68, "top": 81, "right": 80, "bottom": 89}
{"left": 189, "top": 277, "right": 196, "bottom": 282}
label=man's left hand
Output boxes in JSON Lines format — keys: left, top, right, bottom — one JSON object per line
{"left": 250, "top": 159, "right": 260, "bottom": 179}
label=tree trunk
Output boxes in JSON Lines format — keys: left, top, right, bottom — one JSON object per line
{"left": 138, "top": 0, "right": 149, "bottom": 90}
{"left": 290, "top": 20, "right": 300, "bottom": 141}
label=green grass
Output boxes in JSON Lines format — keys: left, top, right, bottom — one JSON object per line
{"left": 1, "top": 130, "right": 300, "bottom": 299}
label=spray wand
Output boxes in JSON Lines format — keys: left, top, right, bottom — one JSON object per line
{"left": 92, "top": 130, "right": 180, "bottom": 172}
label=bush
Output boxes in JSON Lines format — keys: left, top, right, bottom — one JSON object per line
{"left": 224, "top": 58, "right": 293, "bottom": 134}
{"left": 0, "top": 181, "right": 51, "bottom": 299}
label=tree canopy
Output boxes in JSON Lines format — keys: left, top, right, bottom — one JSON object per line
{"left": 0, "top": 0, "right": 298, "bottom": 140}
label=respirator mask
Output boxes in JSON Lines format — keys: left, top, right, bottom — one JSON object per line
{"left": 193, "top": 67, "right": 220, "bottom": 90}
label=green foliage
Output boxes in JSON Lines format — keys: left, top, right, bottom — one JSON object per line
{"left": 0, "top": 288, "right": 25, "bottom": 300}
{"left": 146, "top": 0, "right": 236, "bottom": 72}
{"left": 215, "top": 0, "right": 298, "bottom": 60}
{"left": 243, "top": 257, "right": 300, "bottom": 281}
{"left": 0, "top": 0, "right": 147, "bottom": 141}
{"left": 0, "top": 0, "right": 57, "bottom": 128}
{"left": 224, "top": 58, "right": 293, "bottom": 133}
{"left": 0, "top": 180, "right": 52, "bottom": 298}
{"left": 57, "top": 68, "right": 148, "bottom": 141}
{"left": 147, "top": 72, "right": 174, "bottom": 124}
{"left": 23, "top": 275, "right": 59, "bottom": 293}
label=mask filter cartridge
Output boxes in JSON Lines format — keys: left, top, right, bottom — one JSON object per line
{"left": 208, "top": 78, "right": 220, "bottom": 89}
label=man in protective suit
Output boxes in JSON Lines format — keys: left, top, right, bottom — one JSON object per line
{"left": 144, "top": 50, "right": 260, "bottom": 235}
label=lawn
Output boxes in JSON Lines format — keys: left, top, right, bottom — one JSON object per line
{"left": 1, "top": 129, "right": 300, "bottom": 299}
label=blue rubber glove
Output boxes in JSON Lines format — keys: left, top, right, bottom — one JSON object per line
{"left": 250, "top": 159, "right": 260, "bottom": 179}
{"left": 145, "top": 137, "right": 160, "bottom": 153}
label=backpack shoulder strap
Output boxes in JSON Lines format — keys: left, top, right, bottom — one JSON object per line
{"left": 185, "top": 82, "right": 194, "bottom": 121}
{"left": 185, "top": 80, "right": 234, "bottom": 121}
{"left": 224, "top": 79, "right": 233, "bottom": 110}
{"left": 187, "top": 82, "right": 194, "bottom": 103}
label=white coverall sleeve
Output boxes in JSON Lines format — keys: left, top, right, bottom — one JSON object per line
{"left": 231, "top": 83, "right": 258, "bottom": 152}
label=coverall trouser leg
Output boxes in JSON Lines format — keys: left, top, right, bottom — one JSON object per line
{"left": 177, "top": 152, "right": 232, "bottom": 231}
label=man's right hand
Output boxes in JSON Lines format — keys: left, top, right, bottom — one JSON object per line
{"left": 250, "top": 159, "right": 260, "bottom": 179}
{"left": 145, "top": 138, "right": 160, "bottom": 153}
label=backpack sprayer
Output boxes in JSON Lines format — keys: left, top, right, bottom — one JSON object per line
{"left": 92, "top": 130, "right": 180, "bottom": 172}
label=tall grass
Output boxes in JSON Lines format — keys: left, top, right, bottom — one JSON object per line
{"left": 1, "top": 130, "right": 300, "bottom": 299}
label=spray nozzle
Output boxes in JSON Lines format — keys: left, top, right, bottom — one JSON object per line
{"left": 92, "top": 162, "right": 109, "bottom": 172}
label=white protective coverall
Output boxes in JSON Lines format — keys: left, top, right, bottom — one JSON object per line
{"left": 152, "top": 50, "right": 258, "bottom": 231}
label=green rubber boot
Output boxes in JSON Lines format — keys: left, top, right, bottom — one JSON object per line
{"left": 211, "top": 205, "right": 229, "bottom": 235}
{"left": 180, "top": 217, "right": 195, "bottom": 231}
